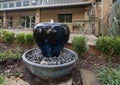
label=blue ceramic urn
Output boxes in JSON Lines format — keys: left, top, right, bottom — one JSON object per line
{"left": 33, "top": 22, "right": 70, "bottom": 57}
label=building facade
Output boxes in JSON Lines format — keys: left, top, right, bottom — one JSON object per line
{"left": 0, "top": 0, "right": 95, "bottom": 31}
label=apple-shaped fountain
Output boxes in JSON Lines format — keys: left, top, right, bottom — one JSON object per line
{"left": 22, "top": 22, "right": 78, "bottom": 79}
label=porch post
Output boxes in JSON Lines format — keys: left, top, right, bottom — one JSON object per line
{"left": 3, "top": 11, "right": 8, "bottom": 29}
{"left": 35, "top": 9, "right": 41, "bottom": 24}
{"left": 95, "top": 0, "right": 99, "bottom": 36}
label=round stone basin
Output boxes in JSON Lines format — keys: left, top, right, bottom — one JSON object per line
{"left": 22, "top": 48, "right": 78, "bottom": 79}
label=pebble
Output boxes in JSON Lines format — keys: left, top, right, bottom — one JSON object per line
{"left": 40, "top": 61, "right": 48, "bottom": 65}
{"left": 26, "top": 48, "right": 75, "bottom": 65}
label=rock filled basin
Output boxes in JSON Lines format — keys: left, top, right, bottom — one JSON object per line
{"left": 22, "top": 47, "right": 78, "bottom": 79}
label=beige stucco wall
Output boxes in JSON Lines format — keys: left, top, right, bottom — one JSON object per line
{"left": 41, "top": 6, "right": 87, "bottom": 22}
{"left": 0, "top": 5, "right": 89, "bottom": 30}
{"left": 7, "top": 10, "right": 35, "bottom": 28}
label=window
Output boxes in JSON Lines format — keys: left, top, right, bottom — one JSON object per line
{"left": 16, "top": 2, "right": 21, "bottom": 7}
{"left": 0, "top": 4, "right": 2, "bottom": 8}
{"left": 9, "top": 3, "right": 14, "bottom": 8}
{"left": 58, "top": 14, "right": 72, "bottom": 23}
{"left": 3, "top": 3, "right": 7, "bottom": 8}
{"left": 41, "top": 0, "right": 49, "bottom": 5}
{"left": 20, "top": 16, "right": 25, "bottom": 28}
{"left": 20, "top": 16, "right": 35, "bottom": 28}
{"left": 8, "top": 17, "right": 13, "bottom": 28}
{"left": 24, "top": 1, "right": 29, "bottom": 6}
{"left": 32, "top": 0, "right": 38, "bottom": 5}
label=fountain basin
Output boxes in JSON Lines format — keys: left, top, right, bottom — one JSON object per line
{"left": 22, "top": 48, "right": 78, "bottom": 79}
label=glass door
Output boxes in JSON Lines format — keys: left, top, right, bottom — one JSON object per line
{"left": 0, "top": 16, "right": 3, "bottom": 28}
{"left": 8, "top": 17, "right": 13, "bottom": 28}
{"left": 20, "top": 16, "right": 35, "bottom": 29}
{"left": 20, "top": 16, "right": 26, "bottom": 28}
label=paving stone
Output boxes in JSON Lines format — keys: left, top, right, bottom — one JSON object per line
{"left": 80, "top": 69, "right": 101, "bottom": 85}
{"left": 5, "top": 76, "right": 29, "bottom": 85}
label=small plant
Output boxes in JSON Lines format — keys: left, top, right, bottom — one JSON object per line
{"left": 0, "top": 51, "right": 8, "bottom": 61}
{"left": 113, "top": 37, "right": 120, "bottom": 56}
{"left": 72, "top": 24, "right": 80, "bottom": 31}
{"left": 25, "top": 33, "right": 34, "bottom": 45}
{"left": 0, "top": 47, "right": 22, "bottom": 62}
{"left": 14, "top": 72, "right": 21, "bottom": 78}
{"left": 72, "top": 36, "right": 88, "bottom": 55}
{"left": 96, "top": 36, "right": 114, "bottom": 60}
{"left": 14, "top": 46, "right": 22, "bottom": 60}
{"left": 16, "top": 33, "right": 25, "bottom": 44}
{"left": 0, "top": 75, "right": 5, "bottom": 85}
{"left": 97, "top": 67, "right": 120, "bottom": 85}
{"left": 2, "top": 31, "right": 15, "bottom": 43}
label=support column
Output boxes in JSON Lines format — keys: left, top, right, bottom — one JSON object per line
{"left": 3, "top": 11, "right": 8, "bottom": 29}
{"left": 95, "top": 0, "right": 99, "bottom": 36}
{"left": 101, "top": 0, "right": 112, "bottom": 36}
{"left": 35, "top": 9, "right": 41, "bottom": 24}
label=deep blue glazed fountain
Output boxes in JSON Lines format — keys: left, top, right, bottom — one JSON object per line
{"left": 33, "top": 22, "right": 70, "bottom": 57}
{"left": 22, "top": 22, "right": 78, "bottom": 79}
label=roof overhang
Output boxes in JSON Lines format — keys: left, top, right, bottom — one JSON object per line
{"left": 0, "top": 1, "right": 94, "bottom": 11}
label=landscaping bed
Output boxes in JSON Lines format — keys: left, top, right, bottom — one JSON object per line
{"left": 0, "top": 31, "right": 120, "bottom": 85}
{"left": 0, "top": 42, "right": 82, "bottom": 85}
{"left": 0, "top": 41, "right": 120, "bottom": 85}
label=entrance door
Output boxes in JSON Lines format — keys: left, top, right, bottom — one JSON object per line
{"left": 20, "top": 15, "right": 35, "bottom": 29}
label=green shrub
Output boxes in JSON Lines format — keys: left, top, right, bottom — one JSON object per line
{"left": 2, "top": 31, "right": 15, "bottom": 43}
{"left": 113, "top": 37, "right": 120, "bottom": 56}
{"left": 0, "top": 47, "right": 22, "bottom": 61}
{"left": 16, "top": 33, "right": 25, "bottom": 44}
{"left": 72, "top": 36, "right": 88, "bottom": 55}
{"left": 13, "top": 46, "right": 22, "bottom": 60}
{"left": 97, "top": 67, "right": 120, "bottom": 85}
{"left": 96, "top": 36, "right": 114, "bottom": 59}
{"left": 25, "top": 33, "right": 34, "bottom": 45}
{"left": 0, "top": 51, "right": 8, "bottom": 61}
{"left": 0, "top": 75, "right": 5, "bottom": 85}
{"left": 0, "top": 30, "right": 2, "bottom": 40}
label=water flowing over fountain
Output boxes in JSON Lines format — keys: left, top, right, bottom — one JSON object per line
{"left": 22, "top": 22, "right": 78, "bottom": 79}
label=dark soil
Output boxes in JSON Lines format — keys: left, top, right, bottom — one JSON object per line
{"left": 0, "top": 42, "right": 120, "bottom": 85}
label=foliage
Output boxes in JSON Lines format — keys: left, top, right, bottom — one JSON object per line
{"left": 97, "top": 67, "right": 120, "bottom": 85}
{"left": 2, "top": 31, "right": 15, "bottom": 43}
{"left": 25, "top": 33, "right": 34, "bottom": 45}
{"left": 108, "top": 0, "right": 120, "bottom": 36}
{"left": 88, "top": 14, "right": 96, "bottom": 22}
{"left": 0, "top": 30, "right": 2, "bottom": 40}
{"left": 72, "top": 24, "right": 81, "bottom": 29}
{"left": 9, "top": 46, "right": 22, "bottom": 60}
{"left": 113, "top": 37, "right": 120, "bottom": 55}
{"left": 14, "top": 72, "right": 21, "bottom": 78}
{"left": 0, "top": 47, "right": 22, "bottom": 61}
{"left": 16, "top": 33, "right": 25, "bottom": 44}
{"left": 0, "top": 75, "right": 5, "bottom": 85}
{"left": 96, "top": 36, "right": 120, "bottom": 58}
{"left": 96, "top": 36, "right": 114, "bottom": 59}
{"left": 72, "top": 36, "right": 88, "bottom": 55}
